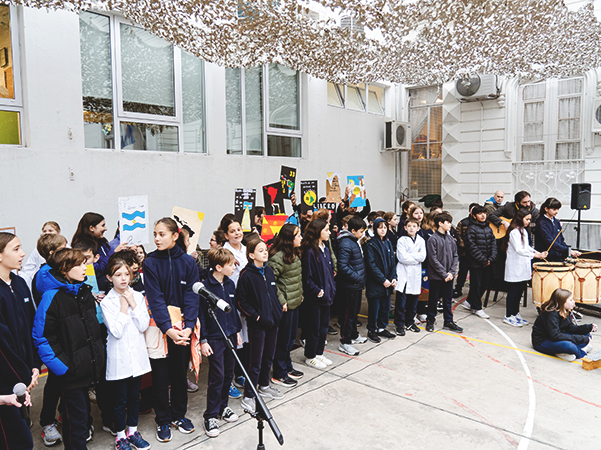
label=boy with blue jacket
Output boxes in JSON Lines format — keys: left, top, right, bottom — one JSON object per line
{"left": 199, "top": 248, "right": 242, "bottom": 438}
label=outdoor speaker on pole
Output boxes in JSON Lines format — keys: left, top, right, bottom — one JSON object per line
{"left": 571, "top": 183, "right": 591, "bottom": 210}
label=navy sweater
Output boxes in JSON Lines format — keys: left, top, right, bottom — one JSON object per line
{"left": 144, "top": 245, "right": 200, "bottom": 333}
{"left": 535, "top": 216, "right": 570, "bottom": 262}
{"left": 302, "top": 246, "right": 336, "bottom": 306}
{"left": 199, "top": 272, "right": 241, "bottom": 342}
{"left": 237, "top": 263, "right": 283, "bottom": 330}
{"left": 0, "top": 273, "right": 40, "bottom": 395}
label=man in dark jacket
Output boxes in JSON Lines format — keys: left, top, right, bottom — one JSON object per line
{"left": 489, "top": 190, "right": 539, "bottom": 244}
{"left": 484, "top": 190, "right": 504, "bottom": 215}
{"left": 462, "top": 206, "right": 497, "bottom": 318}
{"left": 336, "top": 216, "right": 367, "bottom": 356}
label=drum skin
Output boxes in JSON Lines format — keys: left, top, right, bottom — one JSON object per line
{"left": 532, "top": 263, "right": 574, "bottom": 306}
{"left": 573, "top": 259, "right": 601, "bottom": 304}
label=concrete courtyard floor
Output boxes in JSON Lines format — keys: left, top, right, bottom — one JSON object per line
{"left": 30, "top": 293, "right": 601, "bottom": 450}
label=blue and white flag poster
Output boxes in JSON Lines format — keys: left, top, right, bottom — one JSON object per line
{"left": 118, "top": 195, "right": 149, "bottom": 245}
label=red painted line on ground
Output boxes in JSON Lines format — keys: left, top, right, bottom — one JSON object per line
{"left": 452, "top": 296, "right": 468, "bottom": 313}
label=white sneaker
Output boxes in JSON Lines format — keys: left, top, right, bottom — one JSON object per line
{"left": 418, "top": 314, "right": 427, "bottom": 323}
{"left": 474, "top": 309, "right": 490, "bottom": 319}
{"left": 556, "top": 353, "right": 576, "bottom": 361}
{"left": 305, "top": 357, "right": 327, "bottom": 369}
{"left": 258, "top": 385, "right": 284, "bottom": 399}
{"left": 338, "top": 343, "right": 359, "bottom": 356}
{"left": 461, "top": 301, "right": 472, "bottom": 311}
{"left": 515, "top": 313, "right": 528, "bottom": 325}
{"left": 582, "top": 343, "right": 593, "bottom": 354}
{"left": 316, "top": 354, "right": 332, "bottom": 366}
{"left": 241, "top": 397, "right": 256, "bottom": 414}
{"left": 503, "top": 315, "right": 521, "bottom": 327}
{"left": 413, "top": 316, "right": 421, "bottom": 325}
{"left": 351, "top": 335, "right": 367, "bottom": 345}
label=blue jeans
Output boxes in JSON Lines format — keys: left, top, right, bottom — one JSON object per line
{"left": 534, "top": 336, "right": 590, "bottom": 359}
{"left": 367, "top": 294, "right": 391, "bottom": 332}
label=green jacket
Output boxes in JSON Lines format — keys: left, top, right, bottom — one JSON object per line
{"left": 268, "top": 251, "right": 303, "bottom": 310}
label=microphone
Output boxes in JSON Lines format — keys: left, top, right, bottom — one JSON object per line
{"left": 13, "top": 383, "right": 29, "bottom": 420}
{"left": 192, "top": 282, "right": 232, "bottom": 313}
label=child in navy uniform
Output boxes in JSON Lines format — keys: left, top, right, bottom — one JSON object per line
{"left": 199, "top": 248, "right": 242, "bottom": 438}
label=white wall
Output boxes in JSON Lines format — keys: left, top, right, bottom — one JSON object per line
{"left": 0, "top": 7, "right": 396, "bottom": 256}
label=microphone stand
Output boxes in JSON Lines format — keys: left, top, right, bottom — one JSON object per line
{"left": 205, "top": 304, "right": 284, "bottom": 449}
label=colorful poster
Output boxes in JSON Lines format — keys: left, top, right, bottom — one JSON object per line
{"left": 261, "top": 215, "right": 288, "bottom": 242}
{"left": 84, "top": 264, "right": 103, "bottom": 323}
{"left": 234, "top": 188, "right": 256, "bottom": 232}
{"left": 171, "top": 206, "right": 205, "bottom": 253}
{"left": 263, "top": 182, "right": 285, "bottom": 215}
{"left": 280, "top": 166, "right": 297, "bottom": 198}
{"left": 300, "top": 180, "right": 318, "bottom": 213}
{"left": 347, "top": 175, "right": 366, "bottom": 207}
{"left": 0, "top": 227, "right": 16, "bottom": 234}
{"left": 326, "top": 172, "right": 342, "bottom": 203}
{"left": 315, "top": 202, "right": 337, "bottom": 224}
{"left": 118, "top": 195, "right": 149, "bottom": 245}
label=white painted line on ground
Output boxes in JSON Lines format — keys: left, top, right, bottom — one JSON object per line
{"left": 484, "top": 320, "right": 536, "bottom": 450}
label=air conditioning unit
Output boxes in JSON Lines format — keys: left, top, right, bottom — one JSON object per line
{"left": 455, "top": 74, "right": 499, "bottom": 102}
{"left": 593, "top": 98, "right": 601, "bottom": 133}
{"left": 384, "top": 121, "right": 411, "bottom": 151}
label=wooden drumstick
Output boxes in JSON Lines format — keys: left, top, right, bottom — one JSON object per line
{"left": 546, "top": 228, "right": 563, "bottom": 253}
{"left": 580, "top": 251, "right": 601, "bottom": 255}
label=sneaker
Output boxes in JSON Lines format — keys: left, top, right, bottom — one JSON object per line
{"left": 338, "top": 343, "right": 359, "bottom": 356}
{"left": 316, "top": 354, "right": 332, "bottom": 366}
{"left": 582, "top": 343, "right": 593, "bottom": 354}
{"left": 460, "top": 301, "right": 472, "bottom": 311}
{"left": 437, "top": 300, "right": 443, "bottom": 311}
{"left": 351, "top": 335, "right": 368, "bottom": 344}
{"left": 334, "top": 322, "right": 342, "bottom": 329}
{"left": 41, "top": 423, "right": 62, "bottom": 446}
{"left": 116, "top": 438, "right": 133, "bottom": 450}
{"left": 271, "top": 376, "right": 298, "bottom": 388}
{"left": 395, "top": 326, "right": 406, "bottom": 336}
{"left": 406, "top": 323, "right": 421, "bottom": 333}
{"left": 556, "top": 353, "right": 576, "bottom": 361}
{"left": 305, "top": 357, "right": 327, "bottom": 369}
{"left": 88, "top": 388, "right": 97, "bottom": 403}
{"left": 503, "top": 315, "right": 522, "bottom": 327}
{"left": 220, "top": 406, "right": 239, "bottom": 423}
{"left": 233, "top": 376, "right": 246, "bottom": 388}
{"left": 573, "top": 311, "right": 584, "bottom": 320}
{"left": 86, "top": 425, "right": 94, "bottom": 443}
{"left": 171, "top": 418, "right": 194, "bottom": 434}
{"left": 187, "top": 378, "right": 198, "bottom": 393}
{"left": 452, "top": 290, "right": 463, "bottom": 298}
{"left": 127, "top": 431, "right": 151, "bottom": 450}
{"left": 367, "top": 331, "right": 381, "bottom": 343}
{"left": 418, "top": 314, "right": 428, "bottom": 323}
{"left": 474, "top": 309, "right": 490, "bottom": 319}
{"left": 203, "top": 418, "right": 219, "bottom": 438}
{"left": 515, "top": 313, "right": 528, "bottom": 325}
{"left": 425, "top": 320, "right": 435, "bottom": 332}
{"left": 241, "top": 397, "right": 256, "bottom": 414}
{"left": 356, "top": 320, "right": 363, "bottom": 327}
{"left": 327, "top": 325, "right": 338, "bottom": 335}
{"left": 377, "top": 329, "right": 396, "bottom": 339}
{"left": 259, "top": 385, "right": 284, "bottom": 399}
{"left": 288, "top": 369, "right": 304, "bottom": 380}
{"left": 103, "top": 423, "right": 118, "bottom": 436}
{"left": 229, "top": 384, "right": 242, "bottom": 399}
{"left": 443, "top": 321, "right": 463, "bottom": 333}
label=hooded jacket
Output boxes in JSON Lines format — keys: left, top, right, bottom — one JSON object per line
{"left": 466, "top": 217, "right": 497, "bottom": 268}
{"left": 237, "top": 263, "right": 283, "bottom": 330}
{"left": 144, "top": 244, "right": 200, "bottom": 333}
{"left": 336, "top": 229, "right": 366, "bottom": 290}
{"left": 0, "top": 273, "right": 40, "bottom": 395}
{"left": 33, "top": 265, "right": 105, "bottom": 389}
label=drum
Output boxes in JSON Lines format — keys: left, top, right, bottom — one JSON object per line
{"left": 573, "top": 259, "right": 601, "bottom": 304}
{"left": 532, "top": 262, "right": 574, "bottom": 306}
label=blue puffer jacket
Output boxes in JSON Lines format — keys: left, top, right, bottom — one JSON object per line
{"left": 336, "top": 230, "right": 366, "bottom": 290}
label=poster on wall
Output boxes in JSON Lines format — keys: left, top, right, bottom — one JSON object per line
{"left": 118, "top": 195, "right": 149, "bottom": 245}
{"left": 0, "top": 227, "right": 16, "bottom": 234}
{"left": 263, "top": 182, "right": 285, "bottom": 215}
{"left": 261, "top": 215, "right": 288, "bottom": 242}
{"left": 300, "top": 180, "right": 318, "bottom": 213}
{"left": 280, "top": 166, "right": 297, "bottom": 198}
{"left": 347, "top": 175, "right": 366, "bottom": 207}
{"left": 171, "top": 206, "right": 205, "bottom": 253}
{"left": 325, "top": 172, "right": 342, "bottom": 203}
{"left": 234, "top": 188, "right": 256, "bottom": 232}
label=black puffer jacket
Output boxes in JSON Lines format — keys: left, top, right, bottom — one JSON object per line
{"left": 466, "top": 218, "right": 497, "bottom": 268}
{"left": 336, "top": 230, "right": 366, "bottom": 290}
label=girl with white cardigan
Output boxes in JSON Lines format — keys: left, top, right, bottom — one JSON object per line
{"left": 502, "top": 209, "right": 547, "bottom": 327}
{"left": 101, "top": 255, "right": 151, "bottom": 450}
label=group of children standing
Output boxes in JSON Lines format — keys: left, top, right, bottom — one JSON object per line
{"left": 0, "top": 190, "right": 597, "bottom": 450}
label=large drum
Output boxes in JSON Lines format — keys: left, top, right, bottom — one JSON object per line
{"left": 573, "top": 259, "right": 601, "bottom": 304}
{"left": 532, "top": 262, "right": 574, "bottom": 306}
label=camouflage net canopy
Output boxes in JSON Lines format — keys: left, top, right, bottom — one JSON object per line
{"left": 9, "top": 0, "right": 601, "bottom": 85}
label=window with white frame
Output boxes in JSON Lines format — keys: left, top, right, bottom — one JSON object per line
{"left": 79, "top": 11, "right": 206, "bottom": 153}
{"left": 408, "top": 85, "right": 442, "bottom": 199}
{"left": 326, "top": 82, "right": 385, "bottom": 115}
{"left": 519, "top": 77, "right": 583, "bottom": 162}
{"left": 0, "top": 5, "right": 23, "bottom": 146}
{"left": 226, "top": 64, "right": 301, "bottom": 157}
